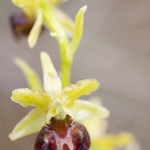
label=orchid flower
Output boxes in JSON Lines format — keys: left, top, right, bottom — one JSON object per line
{"left": 11, "top": 0, "right": 74, "bottom": 48}
{"left": 9, "top": 52, "right": 109, "bottom": 141}
{"left": 11, "top": 0, "right": 87, "bottom": 88}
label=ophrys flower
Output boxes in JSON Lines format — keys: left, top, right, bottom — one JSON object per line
{"left": 9, "top": 52, "right": 109, "bottom": 141}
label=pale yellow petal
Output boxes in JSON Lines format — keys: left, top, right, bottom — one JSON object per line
{"left": 14, "top": 58, "right": 42, "bottom": 90}
{"left": 40, "top": 52, "right": 62, "bottom": 98}
{"left": 67, "top": 5, "right": 87, "bottom": 60}
{"left": 11, "top": 88, "right": 52, "bottom": 111}
{"left": 72, "top": 99, "right": 109, "bottom": 121}
{"left": 63, "top": 79, "right": 100, "bottom": 107}
{"left": 28, "top": 9, "right": 43, "bottom": 48}
{"left": 9, "top": 109, "right": 46, "bottom": 141}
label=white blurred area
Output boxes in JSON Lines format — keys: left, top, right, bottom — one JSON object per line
{"left": 0, "top": 0, "right": 150, "bottom": 149}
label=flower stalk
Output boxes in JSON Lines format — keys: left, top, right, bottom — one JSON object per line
{"left": 46, "top": 5, "right": 87, "bottom": 88}
{"left": 8, "top": 0, "right": 137, "bottom": 149}
{"left": 10, "top": 0, "right": 87, "bottom": 88}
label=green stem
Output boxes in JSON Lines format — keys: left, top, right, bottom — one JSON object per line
{"left": 42, "top": 5, "right": 86, "bottom": 88}
{"left": 43, "top": 5, "right": 72, "bottom": 88}
{"left": 61, "top": 58, "right": 72, "bottom": 89}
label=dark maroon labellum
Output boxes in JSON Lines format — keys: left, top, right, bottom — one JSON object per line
{"left": 9, "top": 13, "right": 45, "bottom": 39}
{"left": 9, "top": 13, "right": 34, "bottom": 39}
{"left": 34, "top": 115, "right": 90, "bottom": 150}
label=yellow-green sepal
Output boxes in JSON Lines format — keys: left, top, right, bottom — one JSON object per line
{"left": 67, "top": 5, "right": 87, "bottom": 61}
{"left": 40, "top": 52, "right": 62, "bottom": 98}
{"left": 63, "top": 79, "right": 100, "bottom": 107}
{"left": 72, "top": 99, "right": 109, "bottom": 121}
{"left": 28, "top": 9, "right": 43, "bottom": 48}
{"left": 14, "top": 58, "right": 42, "bottom": 90}
{"left": 9, "top": 109, "right": 46, "bottom": 141}
{"left": 11, "top": 88, "right": 52, "bottom": 111}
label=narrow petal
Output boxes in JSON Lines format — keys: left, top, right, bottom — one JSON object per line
{"left": 11, "top": 88, "right": 52, "bottom": 111}
{"left": 9, "top": 109, "right": 46, "bottom": 141}
{"left": 40, "top": 52, "right": 62, "bottom": 98}
{"left": 28, "top": 9, "right": 43, "bottom": 48}
{"left": 67, "top": 5, "right": 87, "bottom": 60}
{"left": 14, "top": 58, "right": 42, "bottom": 90}
{"left": 63, "top": 79, "right": 100, "bottom": 107}
{"left": 72, "top": 99, "right": 109, "bottom": 121}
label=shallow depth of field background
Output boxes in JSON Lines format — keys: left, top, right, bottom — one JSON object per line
{"left": 0, "top": 0, "right": 150, "bottom": 149}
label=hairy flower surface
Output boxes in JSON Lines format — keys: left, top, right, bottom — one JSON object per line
{"left": 9, "top": 52, "right": 109, "bottom": 141}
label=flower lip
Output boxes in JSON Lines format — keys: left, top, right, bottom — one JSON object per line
{"left": 9, "top": 12, "right": 45, "bottom": 39}
{"left": 34, "top": 114, "right": 91, "bottom": 150}
{"left": 9, "top": 13, "right": 34, "bottom": 39}
{"left": 47, "top": 114, "right": 73, "bottom": 138}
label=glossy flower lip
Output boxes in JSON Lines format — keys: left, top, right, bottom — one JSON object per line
{"left": 9, "top": 52, "right": 109, "bottom": 141}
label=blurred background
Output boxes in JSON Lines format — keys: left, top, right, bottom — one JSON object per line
{"left": 0, "top": 0, "right": 150, "bottom": 149}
